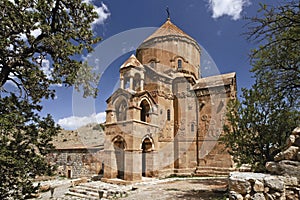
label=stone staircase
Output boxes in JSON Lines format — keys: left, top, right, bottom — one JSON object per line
{"left": 195, "top": 166, "right": 234, "bottom": 176}
{"left": 65, "top": 181, "right": 130, "bottom": 199}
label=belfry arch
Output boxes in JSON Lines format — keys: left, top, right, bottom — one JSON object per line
{"left": 140, "top": 99, "right": 151, "bottom": 123}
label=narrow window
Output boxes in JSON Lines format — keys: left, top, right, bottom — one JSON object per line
{"left": 177, "top": 59, "right": 182, "bottom": 70}
{"left": 191, "top": 124, "right": 194, "bottom": 132}
{"left": 140, "top": 100, "right": 150, "bottom": 122}
{"left": 167, "top": 109, "right": 171, "bottom": 121}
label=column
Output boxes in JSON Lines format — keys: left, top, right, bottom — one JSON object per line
{"left": 124, "top": 150, "right": 142, "bottom": 181}
{"left": 103, "top": 150, "right": 117, "bottom": 179}
{"left": 129, "top": 77, "right": 133, "bottom": 90}
{"left": 120, "top": 78, "right": 124, "bottom": 89}
{"left": 140, "top": 79, "right": 144, "bottom": 91}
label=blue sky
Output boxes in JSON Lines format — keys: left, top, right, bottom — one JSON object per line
{"left": 39, "top": 0, "right": 278, "bottom": 130}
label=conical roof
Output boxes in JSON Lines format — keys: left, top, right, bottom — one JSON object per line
{"left": 142, "top": 18, "right": 196, "bottom": 44}
{"left": 120, "top": 54, "right": 142, "bottom": 70}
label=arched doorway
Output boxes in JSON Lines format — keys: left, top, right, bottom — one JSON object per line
{"left": 113, "top": 137, "right": 126, "bottom": 179}
{"left": 141, "top": 138, "right": 153, "bottom": 177}
{"left": 140, "top": 99, "right": 150, "bottom": 123}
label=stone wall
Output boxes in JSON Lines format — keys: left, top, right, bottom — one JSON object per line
{"left": 47, "top": 148, "right": 104, "bottom": 178}
{"left": 228, "top": 128, "right": 300, "bottom": 200}
{"left": 228, "top": 172, "right": 299, "bottom": 200}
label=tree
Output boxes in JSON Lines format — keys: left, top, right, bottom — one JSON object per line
{"left": 222, "top": 1, "right": 300, "bottom": 172}
{"left": 223, "top": 85, "right": 298, "bottom": 172}
{"left": 0, "top": 0, "right": 101, "bottom": 198}
{"left": 246, "top": 0, "right": 299, "bottom": 106}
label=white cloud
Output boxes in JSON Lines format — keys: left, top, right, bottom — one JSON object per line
{"left": 208, "top": 0, "right": 251, "bottom": 20}
{"left": 57, "top": 112, "right": 106, "bottom": 130}
{"left": 41, "top": 59, "right": 51, "bottom": 78}
{"left": 83, "top": 1, "right": 110, "bottom": 26}
{"left": 92, "top": 2, "right": 111, "bottom": 26}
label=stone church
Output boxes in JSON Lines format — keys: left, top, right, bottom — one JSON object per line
{"left": 102, "top": 17, "right": 236, "bottom": 182}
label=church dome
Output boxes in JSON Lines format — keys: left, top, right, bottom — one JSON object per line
{"left": 136, "top": 18, "right": 201, "bottom": 79}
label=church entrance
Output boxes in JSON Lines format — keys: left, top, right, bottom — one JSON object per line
{"left": 114, "top": 138, "right": 125, "bottom": 179}
{"left": 142, "top": 138, "right": 152, "bottom": 177}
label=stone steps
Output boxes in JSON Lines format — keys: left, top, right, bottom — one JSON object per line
{"left": 65, "top": 183, "right": 129, "bottom": 199}
{"left": 65, "top": 191, "right": 99, "bottom": 199}
{"left": 195, "top": 166, "right": 234, "bottom": 176}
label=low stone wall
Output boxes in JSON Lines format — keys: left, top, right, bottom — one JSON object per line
{"left": 228, "top": 172, "right": 299, "bottom": 200}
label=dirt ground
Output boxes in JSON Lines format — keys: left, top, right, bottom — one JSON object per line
{"left": 35, "top": 177, "right": 228, "bottom": 199}
{"left": 122, "top": 178, "right": 228, "bottom": 200}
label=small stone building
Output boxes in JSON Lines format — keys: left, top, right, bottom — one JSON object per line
{"left": 47, "top": 124, "right": 105, "bottom": 178}
{"left": 102, "top": 18, "right": 237, "bottom": 182}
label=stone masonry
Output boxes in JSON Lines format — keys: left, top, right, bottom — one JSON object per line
{"left": 228, "top": 127, "right": 300, "bottom": 200}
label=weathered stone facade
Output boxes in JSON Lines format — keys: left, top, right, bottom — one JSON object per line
{"left": 102, "top": 18, "right": 237, "bottom": 182}
{"left": 47, "top": 125, "right": 106, "bottom": 178}
{"left": 47, "top": 147, "right": 104, "bottom": 178}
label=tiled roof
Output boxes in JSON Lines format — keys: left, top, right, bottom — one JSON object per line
{"left": 120, "top": 54, "right": 143, "bottom": 70}
{"left": 142, "top": 19, "right": 195, "bottom": 43}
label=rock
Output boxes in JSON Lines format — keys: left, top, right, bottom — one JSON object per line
{"left": 264, "top": 187, "right": 269, "bottom": 193}
{"left": 266, "top": 162, "right": 281, "bottom": 174}
{"left": 253, "top": 180, "right": 264, "bottom": 192}
{"left": 297, "top": 152, "right": 300, "bottom": 161}
{"left": 274, "top": 146, "right": 299, "bottom": 161}
{"left": 264, "top": 176, "right": 285, "bottom": 192}
{"left": 266, "top": 160, "right": 300, "bottom": 179}
{"left": 245, "top": 194, "right": 251, "bottom": 200}
{"left": 278, "top": 160, "right": 300, "bottom": 178}
{"left": 229, "top": 191, "right": 243, "bottom": 200}
{"left": 252, "top": 193, "right": 266, "bottom": 200}
{"left": 229, "top": 177, "right": 251, "bottom": 195}
{"left": 286, "top": 135, "right": 295, "bottom": 148}
{"left": 294, "top": 138, "right": 300, "bottom": 147}
{"left": 265, "top": 193, "right": 274, "bottom": 200}
{"left": 292, "top": 127, "right": 300, "bottom": 136}
{"left": 279, "top": 176, "right": 298, "bottom": 186}
{"left": 39, "top": 184, "right": 50, "bottom": 192}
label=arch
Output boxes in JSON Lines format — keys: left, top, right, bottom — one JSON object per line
{"left": 112, "top": 135, "right": 126, "bottom": 179}
{"left": 123, "top": 76, "right": 130, "bottom": 89}
{"left": 112, "top": 135, "right": 127, "bottom": 149}
{"left": 140, "top": 99, "right": 151, "bottom": 123}
{"left": 115, "top": 98, "right": 127, "bottom": 122}
{"left": 140, "top": 135, "right": 155, "bottom": 150}
{"left": 141, "top": 136, "right": 154, "bottom": 177}
{"left": 133, "top": 73, "right": 141, "bottom": 91}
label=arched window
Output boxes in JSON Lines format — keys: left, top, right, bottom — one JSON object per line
{"left": 116, "top": 100, "right": 127, "bottom": 121}
{"left": 133, "top": 73, "right": 141, "bottom": 91}
{"left": 167, "top": 109, "right": 171, "bottom": 121}
{"left": 177, "top": 59, "right": 182, "bottom": 70}
{"left": 140, "top": 100, "right": 150, "bottom": 122}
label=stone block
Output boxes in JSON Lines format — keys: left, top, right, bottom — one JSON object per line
{"left": 274, "top": 146, "right": 299, "bottom": 161}
{"left": 253, "top": 180, "right": 265, "bottom": 192}
{"left": 229, "top": 191, "right": 243, "bottom": 200}
{"left": 279, "top": 176, "right": 298, "bottom": 186}
{"left": 229, "top": 177, "right": 251, "bottom": 195}
{"left": 264, "top": 176, "right": 285, "bottom": 192}
{"left": 265, "top": 193, "right": 274, "bottom": 200}
{"left": 286, "top": 135, "right": 295, "bottom": 148}
{"left": 253, "top": 193, "right": 266, "bottom": 200}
